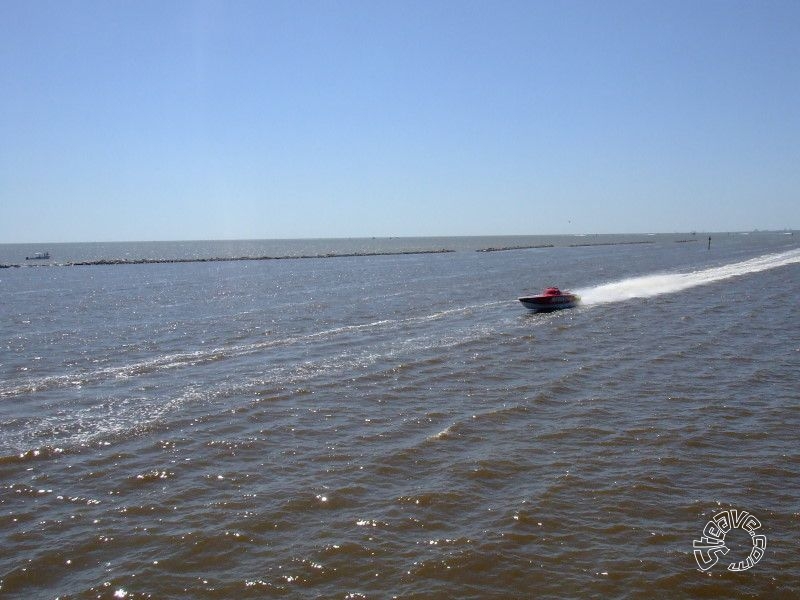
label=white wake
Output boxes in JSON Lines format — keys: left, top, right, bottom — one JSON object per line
{"left": 577, "top": 248, "right": 800, "bottom": 305}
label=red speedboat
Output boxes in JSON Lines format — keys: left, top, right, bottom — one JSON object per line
{"left": 518, "top": 287, "right": 579, "bottom": 312}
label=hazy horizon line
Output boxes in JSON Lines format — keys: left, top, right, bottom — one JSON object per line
{"left": 2, "top": 229, "right": 796, "bottom": 246}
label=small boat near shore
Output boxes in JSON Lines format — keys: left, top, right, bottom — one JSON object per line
{"left": 26, "top": 251, "right": 50, "bottom": 260}
{"left": 519, "top": 286, "right": 579, "bottom": 312}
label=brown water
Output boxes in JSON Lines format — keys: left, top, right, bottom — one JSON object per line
{"left": 1, "top": 234, "right": 798, "bottom": 598}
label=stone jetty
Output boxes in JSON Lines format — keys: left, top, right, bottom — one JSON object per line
{"left": 567, "top": 240, "right": 655, "bottom": 248}
{"left": 476, "top": 244, "right": 555, "bottom": 252}
{"left": 1, "top": 249, "right": 454, "bottom": 269}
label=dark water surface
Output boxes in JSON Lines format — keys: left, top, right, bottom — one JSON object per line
{"left": 1, "top": 233, "right": 798, "bottom": 599}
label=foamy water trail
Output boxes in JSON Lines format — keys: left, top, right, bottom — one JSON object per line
{"left": 578, "top": 248, "right": 800, "bottom": 305}
{"left": 0, "top": 302, "right": 502, "bottom": 400}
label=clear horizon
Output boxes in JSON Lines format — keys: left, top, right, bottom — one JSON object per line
{"left": 2, "top": 1, "right": 798, "bottom": 243}
{"left": 2, "top": 229, "right": 795, "bottom": 247}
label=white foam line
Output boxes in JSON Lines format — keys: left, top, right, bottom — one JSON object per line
{"left": 418, "top": 300, "right": 508, "bottom": 321}
{"left": 577, "top": 248, "right": 800, "bottom": 305}
{"left": 3, "top": 320, "right": 500, "bottom": 451}
{"left": 0, "top": 300, "right": 503, "bottom": 399}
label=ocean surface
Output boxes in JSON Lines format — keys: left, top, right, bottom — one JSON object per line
{"left": 0, "top": 232, "right": 798, "bottom": 599}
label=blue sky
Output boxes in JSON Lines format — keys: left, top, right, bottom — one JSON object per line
{"left": 1, "top": 0, "right": 798, "bottom": 242}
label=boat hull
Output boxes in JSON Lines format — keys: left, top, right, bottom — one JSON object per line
{"left": 518, "top": 294, "right": 579, "bottom": 312}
